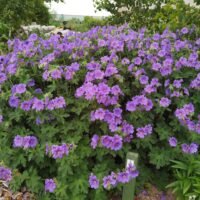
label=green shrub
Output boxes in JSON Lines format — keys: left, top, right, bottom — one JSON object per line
{"left": 0, "top": 25, "right": 200, "bottom": 199}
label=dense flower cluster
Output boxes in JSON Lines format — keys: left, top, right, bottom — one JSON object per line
{"left": 42, "top": 62, "right": 80, "bottom": 81}
{"left": 175, "top": 103, "right": 200, "bottom": 134}
{"left": 126, "top": 95, "right": 153, "bottom": 112}
{"left": 89, "top": 163, "right": 139, "bottom": 190}
{"left": 0, "top": 25, "right": 200, "bottom": 198}
{"left": 90, "top": 108, "right": 124, "bottom": 132}
{"left": 13, "top": 135, "right": 38, "bottom": 148}
{"left": 91, "top": 134, "right": 123, "bottom": 151}
{"left": 181, "top": 143, "right": 199, "bottom": 154}
{"left": 45, "top": 143, "right": 74, "bottom": 159}
{"left": 175, "top": 103, "right": 194, "bottom": 120}
{"left": 168, "top": 136, "right": 198, "bottom": 154}
{"left": 136, "top": 124, "right": 152, "bottom": 138}
{"left": 9, "top": 94, "right": 66, "bottom": 111}
{"left": 0, "top": 166, "right": 12, "bottom": 182}
{"left": 190, "top": 73, "right": 200, "bottom": 89}
{"left": 90, "top": 124, "right": 151, "bottom": 150}
{"left": 101, "top": 134, "right": 123, "bottom": 151}
{"left": 76, "top": 82, "right": 123, "bottom": 106}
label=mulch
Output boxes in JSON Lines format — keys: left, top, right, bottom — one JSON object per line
{"left": 110, "top": 184, "right": 176, "bottom": 200}
{"left": 135, "top": 185, "right": 176, "bottom": 200}
{"left": 0, "top": 181, "right": 34, "bottom": 200}
{"left": 1, "top": 181, "right": 175, "bottom": 200}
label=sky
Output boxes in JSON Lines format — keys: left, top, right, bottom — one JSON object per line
{"left": 47, "top": 0, "right": 110, "bottom": 16}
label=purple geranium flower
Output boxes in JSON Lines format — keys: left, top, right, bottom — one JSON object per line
{"left": 27, "top": 79, "right": 35, "bottom": 87}
{"left": 94, "top": 108, "right": 105, "bottom": 120}
{"left": 51, "top": 145, "right": 65, "bottom": 159}
{"left": 50, "top": 144, "right": 69, "bottom": 159}
{"left": 134, "top": 57, "right": 142, "bottom": 65}
{"left": 181, "top": 143, "right": 190, "bottom": 153}
{"left": 51, "top": 69, "right": 62, "bottom": 79}
{"left": 173, "top": 79, "right": 183, "bottom": 88}
{"left": 15, "top": 84, "right": 26, "bottom": 94}
{"left": 32, "top": 98, "right": 44, "bottom": 111}
{"left": 0, "top": 166, "right": 12, "bottom": 182}
{"left": 126, "top": 101, "right": 136, "bottom": 112}
{"left": 53, "top": 96, "right": 66, "bottom": 108}
{"left": 189, "top": 143, "right": 198, "bottom": 154}
{"left": 23, "top": 136, "right": 38, "bottom": 148}
{"left": 0, "top": 73, "right": 7, "bottom": 84}
{"left": 89, "top": 174, "right": 99, "bottom": 189}
{"left": 91, "top": 134, "right": 99, "bottom": 149}
{"left": 136, "top": 124, "right": 152, "bottom": 138}
{"left": 181, "top": 27, "right": 188, "bottom": 34}
{"left": 21, "top": 100, "right": 32, "bottom": 111}
{"left": 0, "top": 115, "right": 3, "bottom": 123}
{"left": 111, "top": 134, "right": 123, "bottom": 151}
{"left": 34, "top": 88, "right": 43, "bottom": 94}
{"left": 168, "top": 137, "right": 177, "bottom": 147}
{"left": 139, "top": 75, "right": 149, "bottom": 85}
{"left": 159, "top": 97, "right": 171, "bottom": 107}
{"left": 126, "top": 163, "right": 139, "bottom": 178}
{"left": 45, "top": 179, "right": 56, "bottom": 193}
{"left": 9, "top": 96, "right": 20, "bottom": 108}
{"left": 117, "top": 171, "right": 129, "bottom": 183}
{"left": 101, "top": 136, "right": 113, "bottom": 149}
{"left": 13, "top": 135, "right": 24, "bottom": 148}
{"left": 103, "top": 175, "right": 116, "bottom": 189}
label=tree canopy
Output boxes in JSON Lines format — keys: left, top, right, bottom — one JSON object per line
{"left": 94, "top": 0, "right": 200, "bottom": 31}
{"left": 94, "top": 0, "right": 169, "bottom": 24}
{"left": 0, "top": 0, "right": 51, "bottom": 34}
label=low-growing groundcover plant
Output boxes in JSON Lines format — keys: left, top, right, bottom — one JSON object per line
{"left": 0, "top": 25, "right": 200, "bottom": 199}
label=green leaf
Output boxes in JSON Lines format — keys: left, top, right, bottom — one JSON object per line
{"left": 183, "top": 180, "right": 191, "bottom": 194}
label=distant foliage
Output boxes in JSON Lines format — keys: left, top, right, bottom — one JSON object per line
{"left": 0, "top": 25, "right": 200, "bottom": 199}
{"left": 63, "top": 16, "right": 108, "bottom": 32}
{"left": 0, "top": 0, "right": 50, "bottom": 37}
{"left": 94, "top": 0, "right": 200, "bottom": 32}
{"left": 94, "top": 0, "right": 169, "bottom": 26}
{"left": 148, "top": 0, "right": 200, "bottom": 32}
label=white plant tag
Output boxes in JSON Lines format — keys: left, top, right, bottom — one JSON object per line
{"left": 126, "top": 159, "right": 134, "bottom": 167}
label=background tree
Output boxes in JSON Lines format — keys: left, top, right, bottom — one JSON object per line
{"left": 94, "top": 0, "right": 200, "bottom": 31}
{"left": 94, "top": 0, "right": 169, "bottom": 26}
{"left": 149, "top": 0, "right": 200, "bottom": 32}
{"left": 0, "top": 0, "right": 64, "bottom": 37}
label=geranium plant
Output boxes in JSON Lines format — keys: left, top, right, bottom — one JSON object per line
{"left": 0, "top": 25, "right": 200, "bottom": 199}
